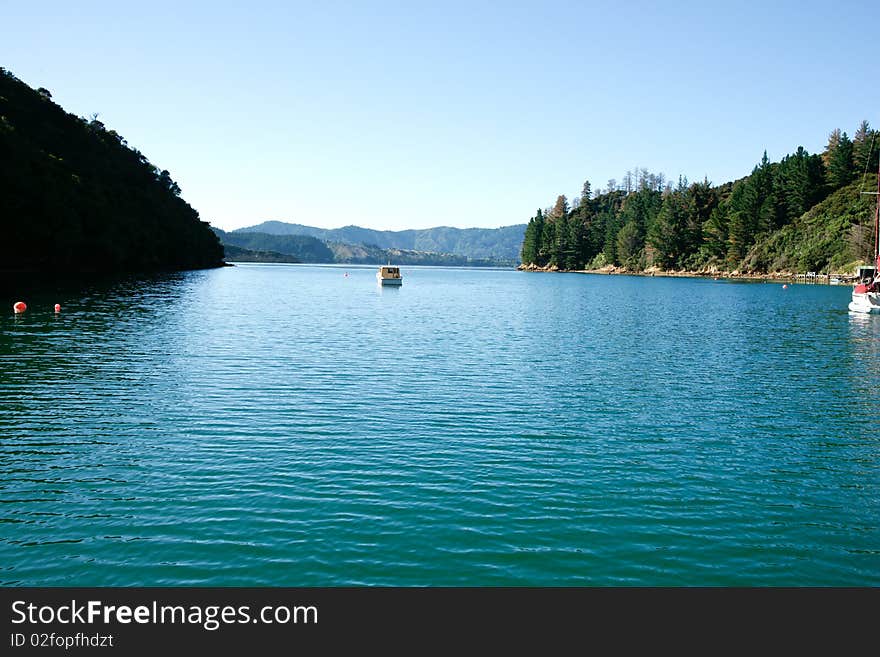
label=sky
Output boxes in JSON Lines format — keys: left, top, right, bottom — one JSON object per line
{"left": 3, "top": 0, "right": 878, "bottom": 232}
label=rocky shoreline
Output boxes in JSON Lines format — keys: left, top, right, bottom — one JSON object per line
{"left": 517, "top": 263, "right": 857, "bottom": 283}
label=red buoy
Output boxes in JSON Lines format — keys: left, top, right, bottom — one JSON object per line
{"left": 13, "top": 301, "right": 26, "bottom": 314}
{"left": 54, "top": 303, "right": 61, "bottom": 313}
{"left": 782, "top": 284, "right": 788, "bottom": 290}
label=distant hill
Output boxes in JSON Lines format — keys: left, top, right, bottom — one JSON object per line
{"left": 236, "top": 221, "right": 525, "bottom": 262}
{"left": 214, "top": 228, "right": 334, "bottom": 262}
{"left": 213, "top": 228, "right": 502, "bottom": 267}
{"left": 221, "top": 244, "right": 301, "bottom": 264}
{"left": 0, "top": 68, "right": 223, "bottom": 273}
{"left": 324, "top": 242, "right": 500, "bottom": 266}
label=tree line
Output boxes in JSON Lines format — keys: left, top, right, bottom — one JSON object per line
{"left": 520, "top": 123, "right": 880, "bottom": 273}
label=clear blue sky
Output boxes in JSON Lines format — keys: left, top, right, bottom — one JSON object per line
{"left": 3, "top": 0, "right": 878, "bottom": 231}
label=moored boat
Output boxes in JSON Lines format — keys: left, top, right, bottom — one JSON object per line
{"left": 849, "top": 270, "right": 880, "bottom": 313}
{"left": 849, "top": 157, "right": 880, "bottom": 314}
{"left": 377, "top": 265, "right": 403, "bottom": 286}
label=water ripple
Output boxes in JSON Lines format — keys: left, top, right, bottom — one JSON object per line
{"left": 1, "top": 266, "right": 878, "bottom": 585}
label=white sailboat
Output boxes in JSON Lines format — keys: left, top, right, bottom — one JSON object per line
{"left": 849, "top": 158, "right": 880, "bottom": 314}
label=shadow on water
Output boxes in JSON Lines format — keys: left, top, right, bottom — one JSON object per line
{"left": 1, "top": 270, "right": 194, "bottom": 310}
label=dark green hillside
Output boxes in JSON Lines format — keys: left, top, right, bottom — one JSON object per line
{"left": 221, "top": 244, "right": 301, "bottom": 264}
{"left": 0, "top": 68, "right": 223, "bottom": 273}
{"left": 519, "top": 123, "right": 880, "bottom": 275}
{"left": 742, "top": 176, "right": 877, "bottom": 274}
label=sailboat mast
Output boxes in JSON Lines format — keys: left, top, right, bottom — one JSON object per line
{"left": 875, "top": 155, "right": 880, "bottom": 261}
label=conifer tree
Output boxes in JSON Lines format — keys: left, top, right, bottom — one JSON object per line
{"left": 616, "top": 221, "right": 641, "bottom": 268}
{"left": 551, "top": 194, "right": 569, "bottom": 220}
{"left": 828, "top": 131, "right": 855, "bottom": 189}
{"left": 540, "top": 213, "right": 556, "bottom": 266}
{"left": 648, "top": 191, "right": 689, "bottom": 268}
{"left": 684, "top": 179, "right": 717, "bottom": 260}
{"left": 853, "top": 120, "right": 879, "bottom": 175}
{"left": 581, "top": 179, "right": 592, "bottom": 202}
{"left": 702, "top": 204, "right": 729, "bottom": 263}
{"left": 822, "top": 129, "right": 841, "bottom": 168}
{"left": 520, "top": 209, "right": 544, "bottom": 265}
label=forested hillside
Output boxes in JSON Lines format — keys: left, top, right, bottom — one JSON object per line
{"left": 520, "top": 124, "right": 880, "bottom": 275}
{"left": 0, "top": 69, "right": 223, "bottom": 273}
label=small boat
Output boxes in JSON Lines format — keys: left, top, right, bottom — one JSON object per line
{"left": 849, "top": 264, "right": 880, "bottom": 313}
{"left": 849, "top": 157, "right": 880, "bottom": 314}
{"left": 377, "top": 265, "right": 403, "bottom": 286}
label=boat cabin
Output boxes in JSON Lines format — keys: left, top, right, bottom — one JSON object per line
{"left": 377, "top": 265, "right": 403, "bottom": 285}
{"left": 856, "top": 265, "right": 877, "bottom": 284}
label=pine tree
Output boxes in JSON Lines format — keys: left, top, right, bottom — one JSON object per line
{"left": 564, "top": 213, "right": 584, "bottom": 269}
{"left": 581, "top": 179, "right": 592, "bottom": 202}
{"left": 544, "top": 195, "right": 569, "bottom": 267}
{"left": 828, "top": 131, "right": 855, "bottom": 189}
{"left": 603, "top": 212, "right": 622, "bottom": 264}
{"left": 702, "top": 204, "right": 729, "bottom": 263}
{"left": 553, "top": 210, "right": 569, "bottom": 267}
{"left": 616, "top": 221, "right": 641, "bottom": 268}
{"left": 520, "top": 209, "right": 544, "bottom": 265}
{"left": 540, "top": 212, "right": 556, "bottom": 266}
{"left": 775, "top": 149, "right": 807, "bottom": 225}
{"left": 551, "top": 194, "right": 569, "bottom": 220}
{"left": 648, "top": 191, "right": 689, "bottom": 268}
{"left": 726, "top": 180, "right": 752, "bottom": 264}
{"left": 822, "top": 129, "right": 841, "bottom": 168}
{"left": 853, "top": 120, "right": 879, "bottom": 176}
{"left": 684, "top": 180, "right": 717, "bottom": 261}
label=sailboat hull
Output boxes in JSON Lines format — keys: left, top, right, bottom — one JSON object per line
{"left": 849, "top": 292, "right": 880, "bottom": 314}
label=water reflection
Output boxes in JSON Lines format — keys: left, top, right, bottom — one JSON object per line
{"left": 846, "top": 311, "right": 880, "bottom": 425}
{"left": 0, "top": 269, "right": 208, "bottom": 584}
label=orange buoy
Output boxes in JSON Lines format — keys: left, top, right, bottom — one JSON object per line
{"left": 54, "top": 303, "right": 61, "bottom": 313}
{"left": 13, "top": 301, "right": 26, "bottom": 314}
{"left": 782, "top": 284, "right": 788, "bottom": 290}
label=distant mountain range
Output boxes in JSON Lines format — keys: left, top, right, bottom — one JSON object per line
{"left": 212, "top": 227, "right": 515, "bottom": 267}
{"left": 234, "top": 221, "right": 526, "bottom": 263}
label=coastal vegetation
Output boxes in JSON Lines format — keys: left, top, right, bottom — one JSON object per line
{"left": 0, "top": 68, "right": 223, "bottom": 273}
{"left": 520, "top": 125, "right": 880, "bottom": 275}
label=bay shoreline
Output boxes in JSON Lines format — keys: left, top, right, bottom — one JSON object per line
{"left": 517, "top": 263, "right": 857, "bottom": 283}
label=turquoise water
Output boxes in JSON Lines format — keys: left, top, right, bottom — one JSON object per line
{"left": 1, "top": 265, "right": 878, "bottom": 586}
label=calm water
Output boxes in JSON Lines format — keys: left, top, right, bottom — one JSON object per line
{"left": 1, "top": 265, "right": 878, "bottom": 586}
